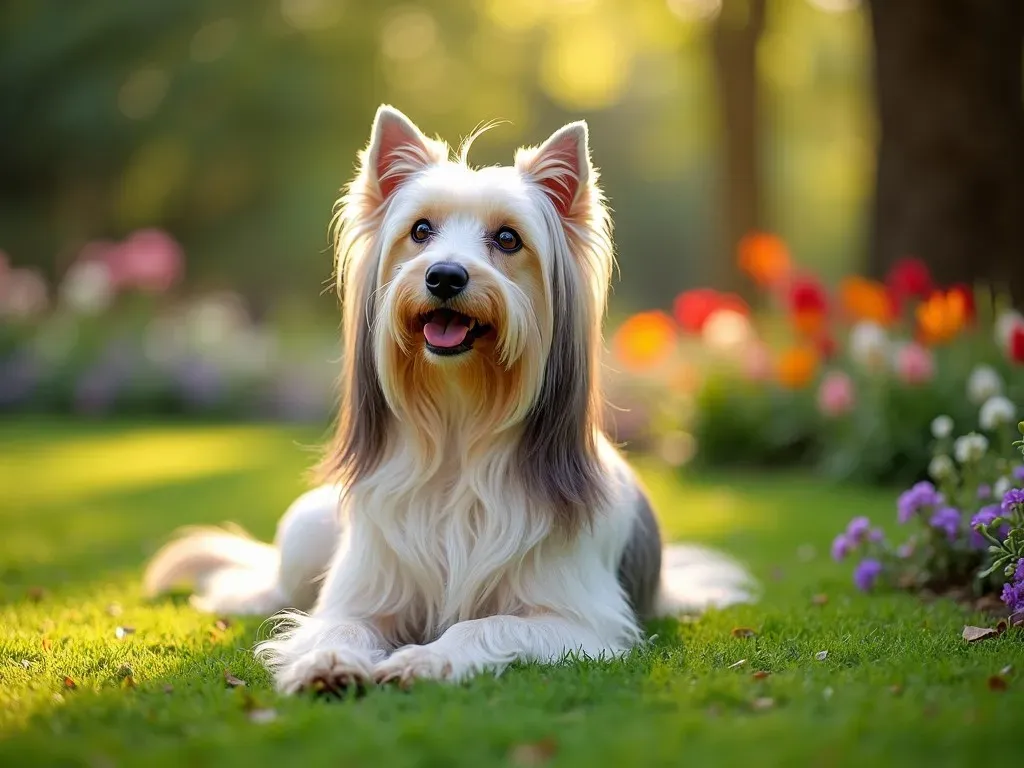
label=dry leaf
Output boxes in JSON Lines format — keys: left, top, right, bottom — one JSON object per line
{"left": 20, "top": 659, "right": 31, "bottom": 670}
{"left": 115, "top": 626, "right": 136, "bottom": 640}
{"left": 63, "top": 676, "right": 77, "bottom": 690}
{"left": 751, "top": 670, "right": 770, "bottom": 681}
{"left": 122, "top": 675, "right": 137, "bottom": 689}
{"left": 224, "top": 670, "right": 247, "bottom": 688}
{"left": 731, "top": 627, "right": 757, "bottom": 639}
{"left": 987, "top": 675, "right": 1008, "bottom": 692}
{"left": 727, "top": 659, "right": 748, "bottom": 669}
{"left": 815, "top": 651, "right": 828, "bottom": 661}
{"left": 27, "top": 586, "right": 48, "bottom": 602}
{"left": 215, "top": 618, "right": 232, "bottom": 632}
{"left": 963, "top": 625, "right": 998, "bottom": 643}
{"left": 41, "top": 637, "right": 52, "bottom": 652}
{"left": 889, "top": 684, "right": 904, "bottom": 696}
{"left": 811, "top": 594, "right": 829, "bottom": 606}
{"left": 752, "top": 697, "right": 775, "bottom": 711}
{"left": 996, "top": 620, "right": 1008, "bottom": 634}
{"left": 247, "top": 708, "right": 278, "bottom": 724}
{"left": 106, "top": 603, "right": 123, "bottom": 617}
{"left": 509, "top": 737, "right": 558, "bottom": 767}
{"left": 1010, "top": 611, "right": 1024, "bottom": 627}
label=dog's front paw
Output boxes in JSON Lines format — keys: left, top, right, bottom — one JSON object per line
{"left": 374, "top": 645, "right": 456, "bottom": 687}
{"left": 274, "top": 647, "right": 375, "bottom": 696}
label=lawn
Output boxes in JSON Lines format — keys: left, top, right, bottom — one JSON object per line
{"left": 1, "top": 420, "right": 1021, "bottom": 767}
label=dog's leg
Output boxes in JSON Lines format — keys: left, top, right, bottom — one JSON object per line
{"left": 373, "top": 613, "right": 636, "bottom": 685}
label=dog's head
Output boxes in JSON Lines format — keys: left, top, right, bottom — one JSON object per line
{"left": 324, "top": 106, "right": 613, "bottom": 524}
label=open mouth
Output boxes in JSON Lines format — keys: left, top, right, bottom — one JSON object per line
{"left": 420, "top": 308, "right": 491, "bottom": 356}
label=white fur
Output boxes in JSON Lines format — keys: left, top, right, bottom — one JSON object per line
{"left": 143, "top": 106, "right": 756, "bottom": 693}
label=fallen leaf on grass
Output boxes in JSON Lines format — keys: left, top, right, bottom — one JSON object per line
{"left": 731, "top": 627, "right": 757, "bottom": 638}
{"left": 27, "top": 587, "right": 48, "bottom": 602}
{"left": 1010, "top": 611, "right": 1023, "bottom": 627}
{"left": 224, "top": 670, "right": 246, "bottom": 688}
{"left": 751, "top": 697, "right": 775, "bottom": 711}
{"left": 987, "top": 675, "right": 1008, "bottom": 692}
{"left": 115, "top": 626, "right": 136, "bottom": 639}
{"left": 122, "top": 676, "right": 137, "bottom": 689}
{"left": 811, "top": 594, "right": 829, "bottom": 606}
{"left": 815, "top": 651, "right": 828, "bottom": 661}
{"left": 41, "top": 637, "right": 52, "bottom": 652}
{"left": 963, "top": 625, "right": 999, "bottom": 643}
{"left": 63, "top": 676, "right": 77, "bottom": 690}
{"left": 508, "top": 737, "right": 558, "bottom": 767}
{"left": 727, "top": 659, "right": 748, "bottom": 669}
{"left": 751, "top": 671, "right": 770, "bottom": 680}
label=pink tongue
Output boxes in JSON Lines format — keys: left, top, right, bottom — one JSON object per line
{"left": 424, "top": 316, "right": 470, "bottom": 348}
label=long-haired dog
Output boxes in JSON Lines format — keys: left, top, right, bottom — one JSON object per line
{"left": 144, "top": 106, "right": 755, "bottom": 693}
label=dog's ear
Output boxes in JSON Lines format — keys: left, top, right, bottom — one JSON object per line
{"left": 363, "top": 105, "right": 446, "bottom": 203}
{"left": 515, "top": 121, "right": 592, "bottom": 218}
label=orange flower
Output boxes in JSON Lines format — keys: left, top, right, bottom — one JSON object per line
{"left": 738, "top": 232, "right": 792, "bottom": 288}
{"left": 916, "top": 290, "right": 967, "bottom": 345}
{"left": 840, "top": 277, "right": 895, "bottom": 326}
{"left": 612, "top": 311, "right": 677, "bottom": 370}
{"left": 775, "top": 346, "right": 819, "bottom": 389}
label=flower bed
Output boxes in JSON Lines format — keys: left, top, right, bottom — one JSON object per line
{"left": 608, "top": 234, "right": 1024, "bottom": 485}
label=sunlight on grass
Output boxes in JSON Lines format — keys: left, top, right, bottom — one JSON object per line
{"left": 634, "top": 458, "right": 773, "bottom": 540}
{"left": 1, "top": 426, "right": 288, "bottom": 508}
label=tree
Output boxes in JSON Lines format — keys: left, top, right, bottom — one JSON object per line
{"left": 866, "top": 0, "right": 1024, "bottom": 298}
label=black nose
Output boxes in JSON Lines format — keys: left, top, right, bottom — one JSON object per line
{"left": 425, "top": 262, "right": 469, "bottom": 300}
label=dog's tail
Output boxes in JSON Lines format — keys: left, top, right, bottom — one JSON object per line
{"left": 142, "top": 524, "right": 288, "bottom": 615}
{"left": 143, "top": 485, "right": 342, "bottom": 615}
{"left": 656, "top": 543, "right": 758, "bottom": 615}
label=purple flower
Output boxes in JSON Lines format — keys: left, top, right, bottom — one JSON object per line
{"left": 977, "top": 484, "right": 992, "bottom": 500}
{"left": 1002, "top": 488, "right": 1024, "bottom": 514}
{"left": 928, "top": 506, "right": 961, "bottom": 542}
{"left": 897, "top": 481, "right": 943, "bottom": 524}
{"left": 854, "top": 559, "right": 883, "bottom": 592}
{"left": 846, "top": 516, "right": 871, "bottom": 543}
{"left": 831, "top": 533, "right": 852, "bottom": 562}
{"left": 1013, "top": 465, "right": 1024, "bottom": 482}
{"left": 1001, "top": 559, "right": 1024, "bottom": 613}
{"left": 970, "top": 506, "right": 1008, "bottom": 549}
{"left": 867, "top": 528, "right": 885, "bottom": 543}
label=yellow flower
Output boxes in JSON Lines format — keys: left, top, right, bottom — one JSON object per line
{"left": 612, "top": 311, "right": 677, "bottom": 371}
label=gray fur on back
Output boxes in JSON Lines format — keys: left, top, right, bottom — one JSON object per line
{"left": 617, "top": 486, "right": 662, "bottom": 621}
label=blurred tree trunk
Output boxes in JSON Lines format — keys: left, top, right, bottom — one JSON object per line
{"left": 866, "top": 0, "right": 1024, "bottom": 299}
{"left": 711, "top": 0, "right": 766, "bottom": 296}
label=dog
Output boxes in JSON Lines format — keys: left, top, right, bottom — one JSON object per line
{"left": 143, "top": 106, "right": 755, "bottom": 693}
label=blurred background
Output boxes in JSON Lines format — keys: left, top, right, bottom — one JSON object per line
{"left": 1, "top": 0, "right": 1022, "bottom": 481}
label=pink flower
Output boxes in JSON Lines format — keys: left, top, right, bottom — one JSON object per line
{"left": 817, "top": 371, "right": 856, "bottom": 418}
{"left": 102, "top": 229, "right": 184, "bottom": 293}
{"left": 894, "top": 342, "right": 934, "bottom": 386}
{"left": 741, "top": 342, "right": 773, "bottom": 382}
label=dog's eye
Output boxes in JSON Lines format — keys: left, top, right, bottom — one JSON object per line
{"left": 494, "top": 227, "right": 522, "bottom": 254}
{"left": 411, "top": 219, "right": 433, "bottom": 243}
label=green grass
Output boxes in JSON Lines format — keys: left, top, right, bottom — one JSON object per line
{"left": 1, "top": 420, "right": 1021, "bottom": 767}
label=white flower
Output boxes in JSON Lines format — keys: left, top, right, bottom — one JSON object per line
{"left": 849, "top": 322, "right": 889, "bottom": 371}
{"left": 930, "top": 415, "right": 954, "bottom": 440}
{"left": 995, "top": 310, "right": 1024, "bottom": 347}
{"left": 701, "top": 309, "right": 753, "bottom": 354}
{"left": 979, "top": 396, "right": 1016, "bottom": 431}
{"left": 994, "top": 476, "right": 1012, "bottom": 499}
{"left": 929, "top": 455, "right": 955, "bottom": 481}
{"left": 966, "top": 365, "right": 1003, "bottom": 405}
{"left": 954, "top": 432, "right": 989, "bottom": 464}
{"left": 60, "top": 260, "right": 114, "bottom": 315}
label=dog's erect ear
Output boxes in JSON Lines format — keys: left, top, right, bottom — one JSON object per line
{"left": 515, "top": 122, "right": 592, "bottom": 218}
{"left": 363, "top": 105, "right": 445, "bottom": 203}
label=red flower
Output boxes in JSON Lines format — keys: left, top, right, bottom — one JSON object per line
{"left": 815, "top": 334, "right": 838, "bottom": 361}
{"left": 788, "top": 275, "right": 829, "bottom": 336}
{"left": 947, "top": 283, "right": 976, "bottom": 324}
{"left": 673, "top": 289, "right": 748, "bottom": 334}
{"left": 886, "top": 257, "right": 933, "bottom": 306}
{"left": 1010, "top": 324, "right": 1024, "bottom": 365}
